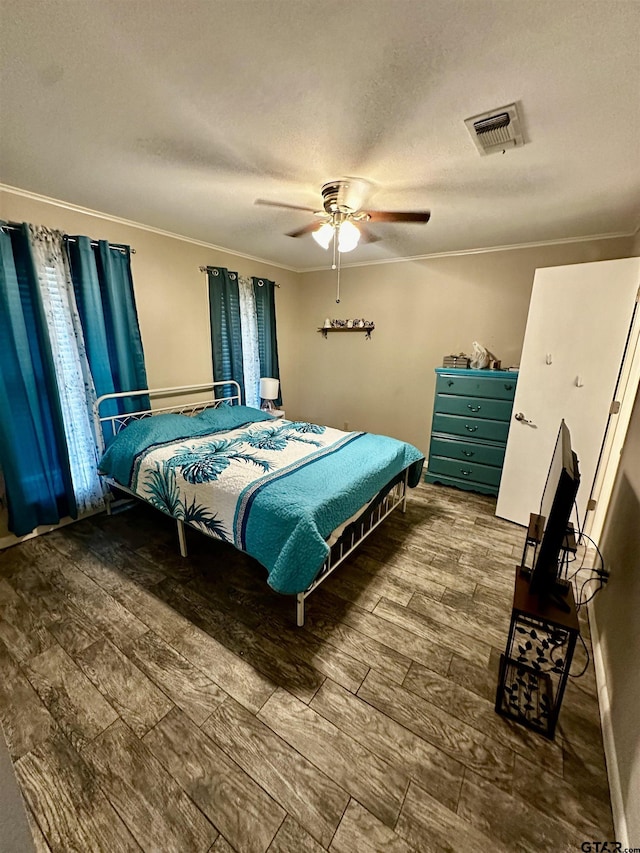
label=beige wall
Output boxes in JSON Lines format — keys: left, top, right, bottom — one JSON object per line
{"left": 295, "top": 237, "right": 634, "bottom": 453}
{"left": 2, "top": 188, "right": 634, "bottom": 457}
{"left": 0, "top": 189, "right": 303, "bottom": 397}
{"left": 593, "top": 385, "right": 640, "bottom": 844}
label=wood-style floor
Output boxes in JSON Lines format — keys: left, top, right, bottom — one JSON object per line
{"left": 0, "top": 482, "right": 613, "bottom": 852}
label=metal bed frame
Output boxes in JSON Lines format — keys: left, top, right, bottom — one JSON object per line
{"left": 93, "top": 382, "right": 409, "bottom": 626}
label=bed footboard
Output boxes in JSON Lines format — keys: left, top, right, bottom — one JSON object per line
{"left": 294, "top": 467, "right": 409, "bottom": 626}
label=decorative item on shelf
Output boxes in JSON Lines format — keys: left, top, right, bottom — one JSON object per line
{"left": 259, "top": 377, "right": 280, "bottom": 411}
{"left": 442, "top": 353, "right": 470, "bottom": 368}
{"left": 318, "top": 320, "right": 375, "bottom": 339}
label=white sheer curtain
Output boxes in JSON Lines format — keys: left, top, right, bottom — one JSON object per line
{"left": 28, "top": 226, "right": 105, "bottom": 514}
{"left": 238, "top": 275, "right": 261, "bottom": 408}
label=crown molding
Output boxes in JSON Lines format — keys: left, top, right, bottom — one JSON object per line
{"left": 2, "top": 183, "right": 635, "bottom": 274}
{"left": 0, "top": 184, "right": 300, "bottom": 274}
{"left": 301, "top": 230, "right": 636, "bottom": 272}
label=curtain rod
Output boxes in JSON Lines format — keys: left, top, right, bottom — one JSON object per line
{"left": 199, "top": 265, "right": 280, "bottom": 286}
{"left": 64, "top": 236, "right": 135, "bottom": 254}
{"left": 0, "top": 221, "right": 135, "bottom": 253}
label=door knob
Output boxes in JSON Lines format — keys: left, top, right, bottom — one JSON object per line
{"left": 515, "top": 412, "right": 533, "bottom": 425}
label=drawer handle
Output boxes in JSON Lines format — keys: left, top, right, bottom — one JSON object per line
{"left": 504, "top": 384, "right": 513, "bottom": 391}
{"left": 465, "top": 424, "right": 478, "bottom": 432}
{"left": 460, "top": 469, "right": 472, "bottom": 476}
{"left": 447, "top": 380, "right": 454, "bottom": 387}
{"left": 462, "top": 450, "right": 474, "bottom": 457}
{"left": 467, "top": 404, "right": 481, "bottom": 412}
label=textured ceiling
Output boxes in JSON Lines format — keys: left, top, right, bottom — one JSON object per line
{"left": 1, "top": 0, "right": 639, "bottom": 270}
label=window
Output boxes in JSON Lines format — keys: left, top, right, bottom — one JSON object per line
{"left": 207, "top": 267, "right": 280, "bottom": 407}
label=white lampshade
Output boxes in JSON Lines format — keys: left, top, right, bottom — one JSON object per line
{"left": 312, "top": 222, "right": 334, "bottom": 249}
{"left": 259, "top": 377, "right": 280, "bottom": 400}
{"left": 337, "top": 219, "right": 360, "bottom": 253}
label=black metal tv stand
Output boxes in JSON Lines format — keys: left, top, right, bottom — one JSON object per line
{"left": 495, "top": 513, "right": 580, "bottom": 738}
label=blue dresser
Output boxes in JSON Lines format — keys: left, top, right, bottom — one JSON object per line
{"left": 425, "top": 368, "right": 518, "bottom": 496}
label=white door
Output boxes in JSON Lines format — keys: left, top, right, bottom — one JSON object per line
{"left": 496, "top": 257, "right": 640, "bottom": 528}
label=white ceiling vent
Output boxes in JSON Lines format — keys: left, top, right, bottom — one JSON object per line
{"left": 464, "top": 103, "right": 524, "bottom": 156}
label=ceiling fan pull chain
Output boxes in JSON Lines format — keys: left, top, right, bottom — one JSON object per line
{"left": 336, "top": 250, "right": 341, "bottom": 303}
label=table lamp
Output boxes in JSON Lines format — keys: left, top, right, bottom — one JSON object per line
{"left": 259, "top": 377, "right": 279, "bottom": 412}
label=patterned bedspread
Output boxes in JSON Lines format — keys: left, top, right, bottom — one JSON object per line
{"left": 99, "top": 407, "right": 424, "bottom": 594}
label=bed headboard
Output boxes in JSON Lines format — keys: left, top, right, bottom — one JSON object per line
{"left": 93, "top": 381, "right": 242, "bottom": 453}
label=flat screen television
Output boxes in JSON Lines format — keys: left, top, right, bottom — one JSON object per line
{"left": 528, "top": 420, "right": 580, "bottom": 605}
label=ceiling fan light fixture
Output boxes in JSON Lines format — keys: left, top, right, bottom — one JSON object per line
{"left": 257, "top": 179, "right": 430, "bottom": 252}
{"left": 337, "top": 219, "right": 360, "bottom": 253}
{"left": 312, "top": 222, "right": 334, "bottom": 249}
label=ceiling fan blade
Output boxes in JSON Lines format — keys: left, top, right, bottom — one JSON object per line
{"left": 286, "top": 222, "right": 321, "bottom": 238}
{"left": 255, "top": 199, "right": 318, "bottom": 213}
{"left": 364, "top": 210, "right": 431, "bottom": 224}
{"left": 357, "top": 225, "right": 381, "bottom": 244}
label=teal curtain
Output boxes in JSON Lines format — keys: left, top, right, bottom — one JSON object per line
{"left": 208, "top": 267, "right": 245, "bottom": 402}
{"left": 0, "top": 226, "right": 76, "bottom": 535}
{"left": 253, "top": 277, "right": 281, "bottom": 406}
{"left": 0, "top": 226, "right": 149, "bottom": 536}
{"left": 68, "top": 237, "right": 149, "bottom": 418}
{"left": 96, "top": 241, "right": 148, "bottom": 401}
{"left": 67, "top": 237, "right": 115, "bottom": 414}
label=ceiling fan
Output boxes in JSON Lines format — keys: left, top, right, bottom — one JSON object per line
{"left": 255, "top": 179, "right": 431, "bottom": 253}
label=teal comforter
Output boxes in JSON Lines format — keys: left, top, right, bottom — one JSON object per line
{"left": 99, "top": 408, "right": 424, "bottom": 594}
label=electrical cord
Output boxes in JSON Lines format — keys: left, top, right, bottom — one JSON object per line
{"left": 577, "top": 531, "right": 607, "bottom": 578}
{"left": 577, "top": 576, "right": 605, "bottom": 609}
{"left": 567, "top": 504, "right": 608, "bottom": 595}
{"left": 565, "top": 526, "right": 604, "bottom": 679}
{"left": 573, "top": 499, "right": 584, "bottom": 541}
{"left": 568, "top": 552, "right": 587, "bottom": 581}
{"left": 572, "top": 501, "right": 608, "bottom": 577}
{"left": 569, "top": 631, "right": 591, "bottom": 678}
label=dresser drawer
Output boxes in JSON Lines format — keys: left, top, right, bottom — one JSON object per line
{"left": 427, "top": 369, "right": 516, "bottom": 496}
{"left": 428, "top": 455, "right": 502, "bottom": 488}
{"left": 434, "top": 394, "right": 514, "bottom": 422}
{"left": 432, "top": 413, "right": 510, "bottom": 443}
{"left": 429, "top": 436, "right": 506, "bottom": 468}
{"left": 436, "top": 373, "right": 517, "bottom": 401}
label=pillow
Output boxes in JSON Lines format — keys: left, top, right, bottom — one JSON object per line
{"left": 193, "top": 404, "right": 275, "bottom": 430}
{"left": 99, "top": 413, "right": 199, "bottom": 484}
{"left": 99, "top": 406, "right": 278, "bottom": 486}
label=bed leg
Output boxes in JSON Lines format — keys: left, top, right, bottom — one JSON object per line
{"left": 177, "top": 519, "right": 188, "bottom": 557}
{"left": 402, "top": 469, "right": 409, "bottom": 513}
{"left": 296, "top": 593, "right": 305, "bottom": 627}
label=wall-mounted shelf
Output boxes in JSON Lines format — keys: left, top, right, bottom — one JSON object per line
{"left": 318, "top": 326, "right": 375, "bottom": 339}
